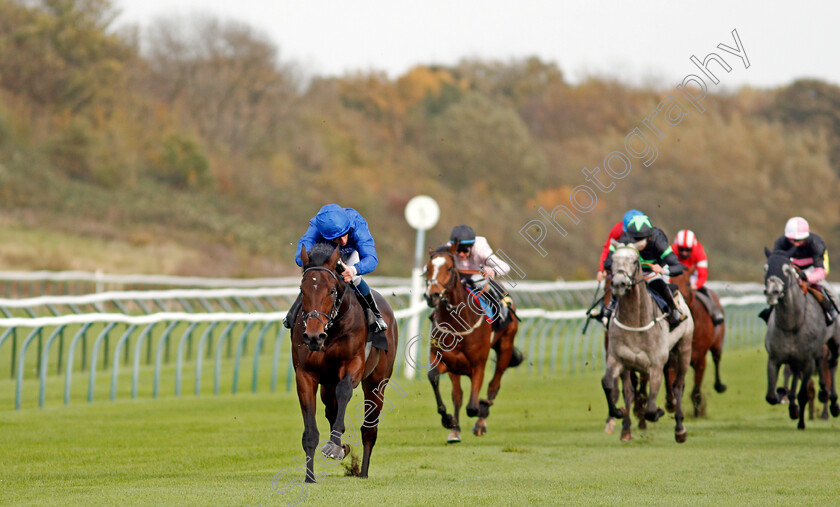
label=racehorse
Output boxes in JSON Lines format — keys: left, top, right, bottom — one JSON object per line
{"left": 762, "top": 248, "right": 840, "bottom": 429}
{"left": 424, "top": 243, "right": 522, "bottom": 443}
{"left": 670, "top": 269, "right": 727, "bottom": 417}
{"left": 290, "top": 243, "right": 398, "bottom": 481}
{"left": 600, "top": 278, "right": 649, "bottom": 434}
{"left": 601, "top": 240, "right": 694, "bottom": 443}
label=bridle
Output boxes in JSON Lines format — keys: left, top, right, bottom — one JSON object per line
{"left": 426, "top": 252, "right": 459, "bottom": 309}
{"left": 301, "top": 266, "right": 347, "bottom": 332}
{"left": 765, "top": 256, "right": 808, "bottom": 332}
{"left": 612, "top": 246, "right": 647, "bottom": 287}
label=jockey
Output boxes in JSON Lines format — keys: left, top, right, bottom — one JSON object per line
{"left": 588, "top": 209, "right": 645, "bottom": 322}
{"left": 759, "top": 216, "right": 838, "bottom": 325}
{"left": 597, "top": 209, "right": 645, "bottom": 282}
{"left": 283, "top": 204, "right": 388, "bottom": 333}
{"left": 603, "top": 214, "right": 687, "bottom": 330}
{"left": 672, "top": 229, "right": 725, "bottom": 325}
{"left": 447, "top": 224, "right": 513, "bottom": 331}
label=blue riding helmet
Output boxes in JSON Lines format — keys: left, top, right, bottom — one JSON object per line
{"left": 622, "top": 209, "right": 645, "bottom": 231}
{"left": 314, "top": 204, "right": 351, "bottom": 240}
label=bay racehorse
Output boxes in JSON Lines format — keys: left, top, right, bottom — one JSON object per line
{"left": 602, "top": 240, "right": 694, "bottom": 442}
{"left": 670, "top": 269, "right": 727, "bottom": 417}
{"left": 762, "top": 248, "right": 839, "bottom": 429}
{"left": 290, "top": 243, "right": 398, "bottom": 481}
{"left": 424, "top": 243, "right": 522, "bottom": 443}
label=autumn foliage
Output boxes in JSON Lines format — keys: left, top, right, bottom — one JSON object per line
{"left": 1, "top": 0, "right": 838, "bottom": 280}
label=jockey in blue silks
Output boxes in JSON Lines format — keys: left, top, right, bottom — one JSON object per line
{"left": 283, "top": 204, "right": 388, "bottom": 332}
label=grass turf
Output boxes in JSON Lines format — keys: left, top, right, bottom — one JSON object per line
{"left": 2, "top": 346, "right": 839, "bottom": 506}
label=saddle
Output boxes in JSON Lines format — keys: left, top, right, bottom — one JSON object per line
{"left": 358, "top": 302, "right": 389, "bottom": 351}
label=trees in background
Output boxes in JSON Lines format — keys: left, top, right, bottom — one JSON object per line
{"left": 0, "top": 0, "right": 838, "bottom": 279}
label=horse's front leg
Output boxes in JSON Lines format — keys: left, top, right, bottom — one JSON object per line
{"left": 788, "top": 372, "right": 800, "bottom": 421}
{"left": 673, "top": 337, "right": 691, "bottom": 443}
{"left": 296, "top": 372, "right": 320, "bottom": 483}
{"left": 620, "top": 369, "right": 634, "bottom": 441}
{"left": 766, "top": 359, "right": 782, "bottom": 405}
{"left": 644, "top": 364, "right": 666, "bottom": 422}
{"left": 468, "top": 364, "right": 488, "bottom": 436}
{"left": 428, "top": 361, "right": 456, "bottom": 430}
{"left": 449, "top": 373, "right": 464, "bottom": 442}
{"left": 827, "top": 337, "right": 840, "bottom": 417}
{"left": 321, "top": 374, "right": 355, "bottom": 461}
{"left": 601, "top": 355, "right": 624, "bottom": 422}
{"left": 797, "top": 366, "right": 814, "bottom": 430}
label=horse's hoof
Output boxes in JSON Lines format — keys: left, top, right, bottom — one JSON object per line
{"left": 447, "top": 430, "right": 461, "bottom": 443}
{"left": 441, "top": 414, "right": 456, "bottom": 429}
{"left": 472, "top": 419, "right": 487, "bottom": 436}
{"left": 609, "top": 408, "right": 624, "bottom": 419}
{"left": 665, "top": 400, "right": 676, "bottom": 413}
{"left": 776, "top": 386, "right": 788, "bottom": 397}
{"left": 818, "top": 390, "right": 829, "bottom": 403}
{"left": 797, "top": 421, "right": 806, "bottom": 430}
{"left": 320, "top": 441, "right": 346, "bottom": 460}
{"left": 620, "top": 429, "right": 632, "bottom": 441}
{"left": 638, "top": 418, "right": 647, "bottom": 430}
{"left": 645, "top": 408, "right": 665, "bottom": 422}
{"left": 714, "top": 383, "right": 727, "bottom": 393}
{"left": 766, "top": 394, "right": 779, "bottom": 406}
{"left": 675, "top": 429, "right": 688, "bottom": 443}
{"left": 789, "top": 404, "right": 799, "bottom": 420}
{"left": 604, "top": 418, "right": 616, "bottom": 434}
{"left": 478, "top": 399, "right": 492, "bottom": 418}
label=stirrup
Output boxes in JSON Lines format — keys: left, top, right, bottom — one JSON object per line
{"left": 374, "top": 317, "right": 388, "bottom": 332}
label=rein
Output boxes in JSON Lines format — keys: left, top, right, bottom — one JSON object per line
{"left": 612, "top": 247, "right": 667, "bottom": 332}
{"left": 427, "top": 252, "right": 488, "bottom": 341}
{"left": 301, "top": 266, "right": 347, "bottom": 331}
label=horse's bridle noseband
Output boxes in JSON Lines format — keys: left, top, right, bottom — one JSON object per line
{"left": 426, "top": 253, "right": 458, "bottom": 308}
{"left": 612, "top": 246, "right": 644, "bottom": 287}
{"left": 301, "top": 266, "right": 346, "bottom": 332}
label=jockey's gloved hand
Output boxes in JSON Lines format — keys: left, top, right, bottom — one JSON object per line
{"left": 798, "top": 270, "right": 808, "bottom": 282}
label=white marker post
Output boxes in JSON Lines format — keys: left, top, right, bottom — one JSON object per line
{"left": 403, "top": 195, "right": 440, "bottom": 379}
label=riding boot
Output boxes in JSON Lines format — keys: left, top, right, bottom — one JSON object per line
{"left": 758, "top": 307, "right": 772, "bottom": 323}
{"left": 362, "top": 293, "right": 389, "bottom": 332}
{"left": 283, "top": 292, "right": 303, "bottom": 330}
{"left": 602, "top": 298, "right": 617, "bottom": 327}
{"left": 588, "top": 301, "right": 606, "bottom": 321}
{"left": 818, "top": 292, "right": 838, "bottom": 325}
{"left": 697, "top": 287, "right": 725, "bottom": 325}
{"left": 650, "top": 279, "right": 686, "bottom": 331}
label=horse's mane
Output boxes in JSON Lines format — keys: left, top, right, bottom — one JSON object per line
{"left": 434, "top": 244, "right": 451, "bottom": 253}
{"left": 304, "top": 243, "right": 339, "bottom": 269}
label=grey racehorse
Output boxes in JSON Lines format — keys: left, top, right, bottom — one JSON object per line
{"left": 602, "top": 241, "right": 694, "bottom": 443}
{"left": 763, "top": 248, "right": 840, "bottom": 429}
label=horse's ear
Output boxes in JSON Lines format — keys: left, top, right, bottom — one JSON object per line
{"left": 300, "top": 245, "right": 309, "bottom": 267}
{"left": 632, "top": 239, "right": 647, "bottom": 251}
{"left": 449, "top": 241, "right": 458, "bottom": 255}
{"left": 610, "top": 238, "right": 621, "bottom": 248}
{"left": 428, "top": 247, "right": 435, "bottom": 257}
{"left": 764, "top": 263, "right": 769, "bottom": 273}
{"left": 764, "top": 246, "right": 772, "bottom": 259}
{"left": 329, "top": 246, "right": 341, "bottom": 267}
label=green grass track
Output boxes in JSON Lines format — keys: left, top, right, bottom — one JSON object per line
{"left": 2, "top": 346, "right": 839, "bottom": 505}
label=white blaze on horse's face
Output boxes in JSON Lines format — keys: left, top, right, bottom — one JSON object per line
{"left": 426, "top": 256, "right": 447, "bottom": 297}
{"left": 610, "top": 246, "right": 640, "bottom": 297}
